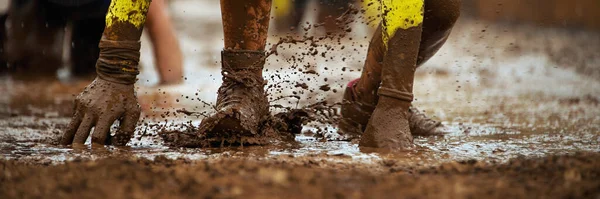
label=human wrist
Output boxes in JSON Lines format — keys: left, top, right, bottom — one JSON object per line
{"left": 95, "top": 39, "right": 141, "bottom": 85}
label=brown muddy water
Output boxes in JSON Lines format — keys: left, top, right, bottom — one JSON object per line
{"left": 1, "top": 0, "right": 600, "bottom": 198}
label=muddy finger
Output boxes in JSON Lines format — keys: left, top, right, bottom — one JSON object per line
{"left": 114, "top": 110, "right": 141, "bottom": 146}
{"left": 60, "top": 107, "right": 83, "bottom": 145}
{"left": 91, "top": 115, "right": 117, "bottom": 145}
{"left": 73, "top": 113, "right": 97, "bottom": 144}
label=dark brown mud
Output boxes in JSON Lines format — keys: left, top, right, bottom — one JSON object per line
{"left": 1, "top": 79, "right": 88, "bottom": 118}
{"left": 2, "top": 152, "right": 599, "bottom": 199}
{"left": 159, "top": 114, "right": 300, "bottom": 148}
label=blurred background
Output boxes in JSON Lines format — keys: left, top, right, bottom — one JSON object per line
{"left": 463, "top": 0, "right": 600, "bottom": 31}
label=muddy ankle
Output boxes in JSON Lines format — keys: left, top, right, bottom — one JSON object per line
{"left": 377, "top": 95, "right": 411, "bottom": 111}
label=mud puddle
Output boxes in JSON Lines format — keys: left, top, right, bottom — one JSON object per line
{"left": 1, "top": 110, "right": 598, "bottom": 167}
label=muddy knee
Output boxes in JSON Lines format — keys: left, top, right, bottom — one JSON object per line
{"left": 417, "top": 0, "right": 461, "bottom": 65}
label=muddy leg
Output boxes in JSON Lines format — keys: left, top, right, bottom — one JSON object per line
{"left": 221, "top": 0, "right": 271, "bottom": 51}
{"left": 339, "top": 0, "right": 460, "bottom": 137}
{"left": 352, "top": 0, "right": 461, "bottom": 104}
{"left": 197, "top": 0, "right": 272, "bottom": 146}
{"left": 357, "top": 0, "right": 424, "bottom": 149}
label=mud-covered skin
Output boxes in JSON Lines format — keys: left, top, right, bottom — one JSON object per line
{"left": 220, "top": 0, "right": 272, "bottom": 51}
{"left": 61, "top": 78, "right": 141, "bottom": 146}
{"left": 340, "top": 0, "right": 460, "bottom": 141}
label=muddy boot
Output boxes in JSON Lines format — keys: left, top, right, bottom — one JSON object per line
{"left": 198, "top": 50, "right": 270, "bottom": 146}
{"left": 339, "top": 78, "right": 376, "bottom": 137}
{"left": 408, "top": 106, "right": 448, "bottom": 136}
{"left": 340, "top": 78, "right": 448, "bottom": 137}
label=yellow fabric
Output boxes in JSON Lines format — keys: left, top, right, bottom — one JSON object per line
{"left": 362, "top": 0, "right": 381, "bottom": 27}
{"left": 106, "top": 0, "right": 151, "bottom": 29}
{"left": 381, "top": 0, "right": 424, "bottom": 49}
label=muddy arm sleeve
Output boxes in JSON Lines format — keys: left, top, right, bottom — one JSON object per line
{"left": 377, "top": 0, "right": 424, "bottom": 101}
{"left": 96, "top": 40, "right": 141, "bottom": 84}
{"left": 95, "top": 0, "right": 151, "bottom": 85}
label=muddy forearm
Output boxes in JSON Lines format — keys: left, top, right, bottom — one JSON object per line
{"left": 378, "top": 0, "right": 424, "bottom": 100}
{"left": 96, "top": 0, "right": 151, "bottom": 85}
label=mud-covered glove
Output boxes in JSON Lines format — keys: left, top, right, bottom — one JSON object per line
{"left": 60, "top": 39, "right": 141, "bottom": 146}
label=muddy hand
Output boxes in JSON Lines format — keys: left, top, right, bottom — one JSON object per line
{"left": 61, "top": 78, "right": 141, "bottom": 146}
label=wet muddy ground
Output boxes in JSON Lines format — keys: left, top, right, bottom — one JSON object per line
{"left": 2, "top": 153, "right": 600, "bottom": 198}
{"left": 1, "top": 0, "right": 600, "bottom": 198}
